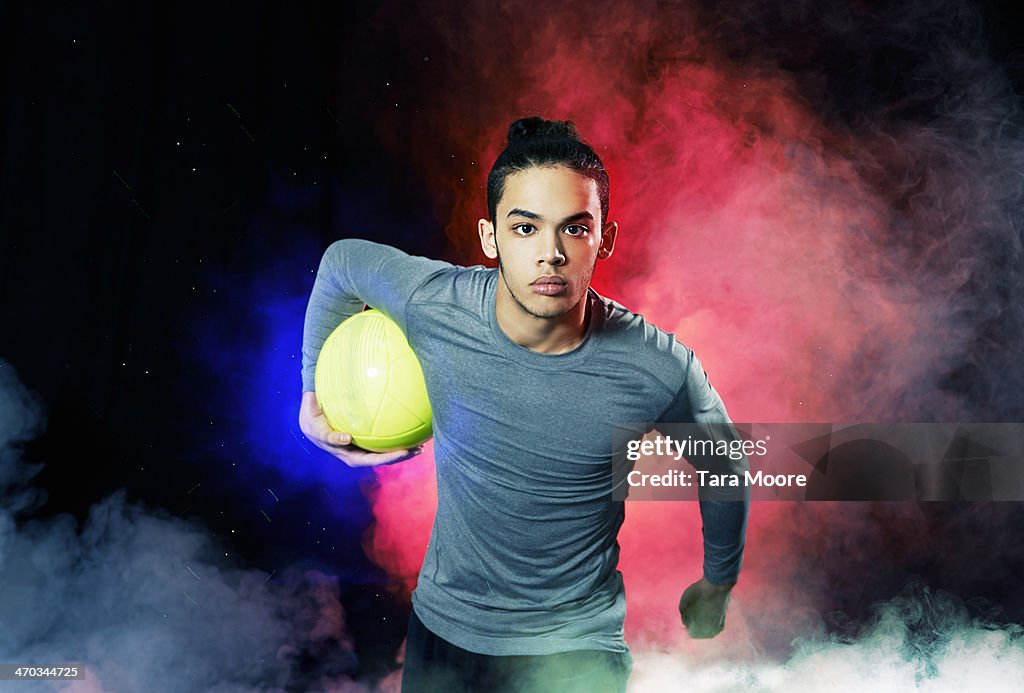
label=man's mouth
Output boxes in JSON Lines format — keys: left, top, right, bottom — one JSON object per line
{"left": 530, "top": 275, "right": 568, "bottom": 295}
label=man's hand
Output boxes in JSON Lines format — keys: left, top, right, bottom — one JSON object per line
{"left": 298, "top": 391, "right": 423, "bottom": 467}
{"left": 679, "top": 577, "right": 734, "bottom": 639}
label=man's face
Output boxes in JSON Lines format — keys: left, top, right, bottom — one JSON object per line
{"left": 478, "top": 165, "right": 616, "bottom": 321}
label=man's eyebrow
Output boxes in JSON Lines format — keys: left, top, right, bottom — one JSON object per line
{"left": 506, "top": 208, "right": 595, "bottom": 224}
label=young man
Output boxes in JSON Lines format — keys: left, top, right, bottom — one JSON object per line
{"left": 298, "top": 117, "right": 749, "bottom": 692}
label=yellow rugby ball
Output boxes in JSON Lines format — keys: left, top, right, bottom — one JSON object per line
{"left": 314, "top": 309, "right": 432, "bottom": 452}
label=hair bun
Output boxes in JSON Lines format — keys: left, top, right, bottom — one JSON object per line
{"left": 507, "top": 116, "right": 580, "bottom": 144}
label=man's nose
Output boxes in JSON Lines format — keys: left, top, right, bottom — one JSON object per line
{"left": 536, "top": 230, "right": 566, "bottom": 266}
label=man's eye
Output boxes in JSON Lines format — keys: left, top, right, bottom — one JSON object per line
{"left": 513, "top": 224, "right": 535, "bottom": 235}
{"left": 564, "top": 225, "right": 588, "bottom": 236}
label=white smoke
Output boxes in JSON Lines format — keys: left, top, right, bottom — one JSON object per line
{"left": 630, "top": 587, "right": 1024, "bottom": 692}
{"left": 0, "top": 360, "right": 387, "bottom": 692}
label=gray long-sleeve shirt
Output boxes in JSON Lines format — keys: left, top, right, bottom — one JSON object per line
{"left": 301, "top": 238, "right": 749, "bottom": 656}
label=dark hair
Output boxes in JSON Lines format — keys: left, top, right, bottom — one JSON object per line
{"left": 486, "top": 116, "right": 610, "bottom": 225}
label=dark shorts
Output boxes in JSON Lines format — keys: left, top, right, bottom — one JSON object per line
{"left": 401, "top": 609, "right": 632, "bottom": 693}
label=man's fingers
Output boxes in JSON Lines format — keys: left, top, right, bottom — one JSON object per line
{"left": 307, "top": 413, "right": 351, "bottom": 446}
{"left": 679, "top": 583, "right": 730, "bottom": 639}
{"left": 300, "top": 395, "right": 427, "bottom": 465}
{"left": 683, "top": 600, "right": 724, "bottom": 634}
{"left": 326, "top": 431, "right": 352, "bottom": 446}
{"left": 299, "top": 406, "right": 350, "bottom": 447}
{"left": 340, "top": 445, "right": 422, "bottom": 467}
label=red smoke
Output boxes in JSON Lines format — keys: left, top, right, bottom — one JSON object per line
{"left": 356, "top": 0, "right": 1014, "bottom": 656}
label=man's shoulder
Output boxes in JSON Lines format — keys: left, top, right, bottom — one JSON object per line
{"left": 592, "top": 291, "right": 694, "bottom": 374}
{"left": 335, "top": 239, "right": 494, "bottom": 302}
{"left": 408, "top": 261, "right": 495, "bottom": 305}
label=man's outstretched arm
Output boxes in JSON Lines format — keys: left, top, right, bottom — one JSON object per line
{"left": 657, "top": 347, "right": 750, "bottom": 638}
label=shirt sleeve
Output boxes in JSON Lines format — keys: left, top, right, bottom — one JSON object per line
{"left": 655, "top": 348, "right": 750, "bottom": 585}
{"left": 300, "top": 238, "right": 452, "bottom": 392}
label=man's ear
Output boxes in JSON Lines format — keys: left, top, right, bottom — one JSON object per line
{"left": 598, "top": 221, "right": 617, "bottom": 260}
{"left": 478, "top": 218, "right": 498, "bottom": 260}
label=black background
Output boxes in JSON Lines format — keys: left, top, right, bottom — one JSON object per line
{"left": 2, "top": 0, "right": 1023, "bottom": 685}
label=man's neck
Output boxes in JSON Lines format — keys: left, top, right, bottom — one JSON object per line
{"left": 494, "top": 286, "right": 590, "bottom": 354}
